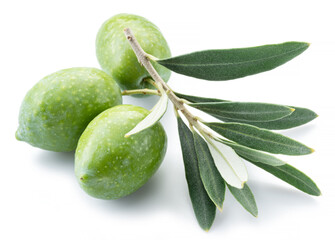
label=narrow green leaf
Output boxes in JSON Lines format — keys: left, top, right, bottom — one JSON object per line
{"left": 191, "top": 102, "right": 294, "bottom": 122}
{"left": 177, "top": 117, "right": 216, "bottom": 231}
{"left": 221, "top": 140, "right": 285, "bottom": 166}
{"left": 227, "top": 183, "right": 258, "bottom": 217}
{"left": 174, "top": 92, "right": 228, "bottom": 103}
{"left": 193, "top": 132, "right": 226, "bottom": 210}
{"left": 224, "top": 136, "right": 320, "bottom": 195}
{"left": 226, "top": 107, "right": 318, "bottom": 130}
{"left": 174, "top": 92, "right": 317, "bottom": 129}
{"left": 249, "top": 161, "right": 321, "bottom": 196}
{"left": 158, "top": 42, "right": 309, "bottom": 81}
{"left": 206, "top": 122, "right": 313, "bottom": 155}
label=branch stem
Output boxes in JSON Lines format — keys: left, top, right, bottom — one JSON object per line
{"left": 124, "top": 28, "right": 214, "bottom": 138}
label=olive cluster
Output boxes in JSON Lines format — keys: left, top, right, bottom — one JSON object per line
{"left": 16, "top": 14, "right": 171, "bottom": 199}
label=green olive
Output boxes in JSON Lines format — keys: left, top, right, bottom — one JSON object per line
{"left": 75, "top": 104, "right": 167, "bottom": 199}
{"left": 96, "top": 13, "right": 171, "bottom": 91}
{"left": 16, "top": 67, "right": 122, "bottom": 152}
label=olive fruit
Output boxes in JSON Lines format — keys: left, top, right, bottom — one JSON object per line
{"left": 75, "top": 105, "right": 167, "bottom": 199}
{"left": 96, "top": 13, "right": 171, "bottom": 91}
{"left": 16, "top": 67, "right": 122, "bottom": 152}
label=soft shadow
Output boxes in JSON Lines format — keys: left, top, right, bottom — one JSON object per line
{"left": 213, "top": 179, "right": 319, "bottom": 228}
{"left": 279, "top": 123, "right": 317, "bottom": 139}
{"left": 252, "top": 181, "right": 318, "bottom": 219}
{"left": 34, "top": 149, "right": 173, "bottom": 215}
{"left": 35, "top": 150, "right": 75, "bottom": 173}
{"left": 92, "top": 156, "right": 186, "bottom": 216}
{"left": 92, "top": 170, "right": 168, "bottom": 215}
{"left": 115, "top": 172, "right": 163, "bottom": 204}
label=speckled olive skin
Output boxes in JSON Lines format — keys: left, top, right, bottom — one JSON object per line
{"left": 75, "top": 105, "right": 167, "bottom": 200}
{"left": 96, "top": 13, "right": 171, "bottom": 90}
{"left": 16, "top": 68, "right": 122, "bottom": 152}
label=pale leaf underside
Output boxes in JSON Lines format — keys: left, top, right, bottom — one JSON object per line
{"left": 206, "top": 138, "right": 248, "bottom": 189}
{"left": 125, "top": 90, "right": 168, "bottom": 137}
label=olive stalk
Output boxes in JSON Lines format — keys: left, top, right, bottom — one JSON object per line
{"left": 122, "top": 89, "right": 160, "bottom": 96}
{"left": 124, "top": 28, "right": 214, "bottom": 139}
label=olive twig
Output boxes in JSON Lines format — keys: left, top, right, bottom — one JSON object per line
{"left": 124, "top": 28, "right": 214, "bottom": 140}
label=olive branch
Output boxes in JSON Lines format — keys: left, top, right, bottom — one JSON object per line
{"left": 123, "top": 28, "right": 320, "bottom": 231}
{"left": 124, "top": 28, "right": 215, "bottom": 139}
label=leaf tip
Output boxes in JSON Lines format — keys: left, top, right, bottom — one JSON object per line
{"left": 200, "top": 221, "right": 214, "bottom": 232}
{"left": 300, "top": 42, "right": 311, "bottom": 48}
{"left": 124, "top": 134, "right": 131, "bottom": 138}
{"left": 311, "top": 186, "right": 321, "bottom": 196}
{"left": 310, "top": 148, "right": 315, "bottom": 153}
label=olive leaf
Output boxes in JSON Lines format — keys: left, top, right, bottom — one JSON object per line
{"left": 223, "top": 138, "right": 320, "bottom": 195}
{"left": 125, "top": 89, "right": 168, "bottom": 137}
{"left": 193, "top": 132, "right": 226, "bottom": 210}
{"left": 175, "top": 92, "right": 317, "bottom": 130}
{"left": 174, "top": 92, "right": 228, "bottom": 103}
{"left": 206, "top": 122, "right": 313, "bottom": 156}
{"left": 227, "top": 183, "right": 258, "bottom": 217}
{"left": 177, "top": 117, "right": 216, "bottom": 231}
{"left": 223, "top": 139, "right": 320, "bottom": 196}
{"left": 248, "top": 161, "right": 321, "bottom": 196}
{"left": 226, "top": 107, "right": 318, "bottom": 130}
{"left": 205, "top": 136, "right": 248, "bottom": 189}
{"left": 158, "top": 42, "right": 309, "bottom": 80}
{"left": 221, "top": 140, "right": 285, "bottom": 166}
{"left": 190, "top": 102, "right": 294, "bottom": 122}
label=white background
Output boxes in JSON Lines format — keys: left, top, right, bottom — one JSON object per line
{"left": 1, "top": 0, "right": 334, "bottom": 239}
